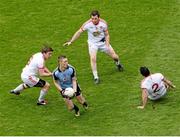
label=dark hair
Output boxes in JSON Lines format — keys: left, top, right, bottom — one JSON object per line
{"left": 41, "top": 45, "right": 53, "bottom": 53}
{"left": 90, "top": 10, "right": 100, "bottom": 17}
{"left": 140, "top": 66, "right": 150, "bottom": 77}
{"left": 58, "top": 55, "right": 67, "bottom": 61}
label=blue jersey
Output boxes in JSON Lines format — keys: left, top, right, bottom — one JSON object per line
{"left": 53, "top": 65, "right": 76, "bottom": 89}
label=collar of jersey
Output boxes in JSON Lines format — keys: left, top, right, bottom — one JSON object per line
{"left": 58, "top": 66, "right": 69, "bottom": 72}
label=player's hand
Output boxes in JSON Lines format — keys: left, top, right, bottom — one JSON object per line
{"left": 172, "top": 85, "right": 176, "bottom": 88}
{"left": 73, "top": 89, "right": 77, "bottom": 93}
{"left": 137, "top": 106, "right": 144, "bottom": 109}
{"left": 63, "top": 41, "right": 72, "bottom": 47}
{"left": 60, "top": 89, "right": 65, "bottom": 94}
{"left": 49, "top": 72, "right": 53, "bottom": 77}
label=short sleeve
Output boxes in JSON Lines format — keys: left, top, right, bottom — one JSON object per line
{"left": 141, "top": 80, "right": 147, "bottom": 89}
{"left": 71, "top": 67, "right": 76, "bottom": 78}
{"left": 53, "top": 72, "right": 58, "bottom": 80}
{"left": 81, "top": 23, "right": 88, "bottom": 31}
{"left": 81, "top": 19, "right": 91, "bottom": 31}
{"left": 159, "top": 73, "right": 164, "bottom": 80}
{"left": 37, "top": 58, "right": 44, "bottom": 69}
{"left": 103, "top": 23, "right": 108, "bottom": 32}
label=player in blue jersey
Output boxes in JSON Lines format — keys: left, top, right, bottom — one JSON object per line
{"left": 53, "top": 55, "right": 88, "bottom": 117}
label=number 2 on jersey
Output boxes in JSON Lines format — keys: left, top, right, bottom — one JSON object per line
{"left": 152, "top": 83, "right": 159, "bottom": 93}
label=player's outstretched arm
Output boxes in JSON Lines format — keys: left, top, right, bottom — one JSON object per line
{"left": 63, "top": 28, "right": 83, "bottom": 46}
{"left": 137, "top": 88, "right": 148, "bottom": 109}
{"left": 163, "top": 77, "right": 176, "bottom": 89}
{"left": 39, "top": 68, "right": 52, "bottom": 77}
{"left": 44, "top": 67, "right": 51, "bottom": 74}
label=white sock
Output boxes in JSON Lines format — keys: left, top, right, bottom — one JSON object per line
{"left": 38, "top": 90, "right": 47, "bottom": 102}
{"left": 115, "top": 60, "right": 120, "bottom": 65}
{"left": 13, "top": 84, "right": 24, "bottom": 93}
{"left": 92, "top": 70, "right": 98, "bottom": 79}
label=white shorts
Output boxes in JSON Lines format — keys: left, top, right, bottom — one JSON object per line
{"left": 88, "top": 41, "right": 112, "bottom": 55}
{"left": 21, "top": 73, "right": 39, "bottom": 87}
{"left": 148, "top": 89, "right": 167, "bottom": 100}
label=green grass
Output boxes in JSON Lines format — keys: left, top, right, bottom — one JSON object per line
{"left": 0, "top": 0, "right": 180, "bottom": 135}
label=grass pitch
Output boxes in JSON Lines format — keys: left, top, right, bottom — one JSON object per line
{"left": 0, "top": 0, "right": 180, "bottom": 135}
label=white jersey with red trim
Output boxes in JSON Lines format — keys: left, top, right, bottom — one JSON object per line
{"left": 81, "top": 19, "right": 108, "bottom": 43}
{"left": 141, "top": 73, "right": 166, "bottom": 99}
{"left": 22, "top": 52, "right": 44, "bottom": 76}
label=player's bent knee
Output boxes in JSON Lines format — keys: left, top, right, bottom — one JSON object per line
{"left": 46, "top": 82, "right": 50, "bottom": 88}
{"left": 23, "top": 83, "right": 29, "bottom": 89}
{"left": 68, "top": 106, "right": 74, "bottom": 111}
{"left": 46, "top": 82, "right": 50, "bottom": 87}
{"left": 111, "top": 53, "right": 118, "bottom": 59}
{"left": 67, "top": 102, "right": 74, "bottom": 110}
{"left": 91, "top": 57, "right": 96, "bottom": 63}
{"left": 43, "top": 82, "right": 50, "bottom": 90}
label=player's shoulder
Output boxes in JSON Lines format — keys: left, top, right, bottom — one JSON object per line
{"left": 99, "top": 18, "right": 108, "bottom": 25}
{"left": 53, "top": 67, "right": 60, "bottom": 74}
{"left": 30, "top": 52, "right": 44, "bottom": 65}
{"left": 140, "top": 79, "right": 146, "bottom": 88}
{"left": 152, "top": 73, "right": 163, "bottom": 78}
{"left": 68, "top": 64, "right": 75, "bottom": 70}
{"left": 34, "top": 52, "right": 42, "bottom": 57}
{"left": 81, "top": 19, "right": 92, "bottom": 31}
{"left": 33, "top": 52, "right": 43, "bottom": 60}
{"left": 141, "top": 76, "right": 150, "bottom": 85}
{"left": 156, "top": 72, "right": 163, "bottom": 76}
{"left": 141, "top": 78, "right": 146, "bottom": 86}
{"left": 82, "top": 19, "right": 92, "bottom": 26}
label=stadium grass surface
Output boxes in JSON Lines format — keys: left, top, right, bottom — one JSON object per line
{"left": 0, "top": 0, "right": 180, "bottom": 135}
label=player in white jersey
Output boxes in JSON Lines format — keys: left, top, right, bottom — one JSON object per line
{"left": 63, "top": 10, "right": 124, "bottom": 84}
{"left": 137, "top": 67, "right": 176, "bottom": 109}
{"left": 10, "top": 46, "right": 53, "bottom": 105}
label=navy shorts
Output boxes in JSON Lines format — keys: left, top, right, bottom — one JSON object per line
{"left": 34, "top": 79, "right": 46, "bottom": 87}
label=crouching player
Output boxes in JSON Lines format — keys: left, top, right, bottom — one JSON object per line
{"left": 10, "top": 46, "right": 53, "bottom": 105}
{"left": 137, "top": 66, "right": 176, "bottom": 109}
{"left": 53, "top": 55, "right": 88, "bottom": 117}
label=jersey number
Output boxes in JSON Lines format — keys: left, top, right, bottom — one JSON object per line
{"left": 152, "top": 83, "right": 159, "bottom": 93}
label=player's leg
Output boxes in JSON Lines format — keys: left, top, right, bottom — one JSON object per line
{"left": 105, "top": 45, "right": 124, "bottom": 71}
{"left": 64, "top": 98, "right": 80, "bottom": 117}
{"left": 164, "top": 82, "right": 170, "bottom": 90}
{"left": 75, "top": 85, "right": 88, "bottom": 110}
{"left": 10, "top": 75, "right": 32, "bottom": 95}
{"left": 76, "top": 94, "right": 88, "bottom": 110}
{"left": 33, "top": 78, "right": 50, "bottom": 105}
{"left": 88, "top": 43, "right": 99, "bottom": 84}
{"left": 90, "top": 52, "right": 99, "bottom": 82}
{"left": 10, "top": 83, "right": 29, "bottom": 95}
